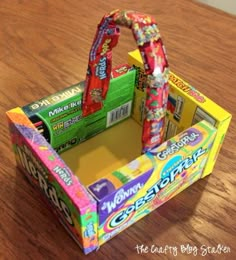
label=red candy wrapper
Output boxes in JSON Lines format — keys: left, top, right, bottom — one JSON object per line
{"left": 82, "top": 10, "right": 169, "bottom": 152}
{"left": 111, "top": 64, "right": 133, "bottom": 79}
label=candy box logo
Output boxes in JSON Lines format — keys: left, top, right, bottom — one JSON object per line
{"left": 101, "top": 39, "right": 112, "bottom": 55}
{"left": 169, "top": 73, "right": 205, "bottom": 103}
{"left": 55, "top": 137, "right": 77, "bottom": 153}
{"left": 96, "top": 57, "right": 107, "bottom": 80}
{"left": 48, "top": 100, "right": 82, "bottom": 117}
{"left": 107, "top": 147, "right": 206, "bottom": 229}
{"left": 101, "top": 183, "right": 143, "bottom": 214}
{"left": 16, "top": 144, "right": 73, "bottom": 225}
{"left": 114, "top": 65, "right": 128, "bottom": 74}
{"left": 90, "top": 181, "right": 145, "bottom": 223}
{"left": 84, "top": 222, "right": 96, "bottom": 238}
{"left": 89, "top": 169, "right": 153, "bottom": 225}
{"left": 53, "top": 166, "right": 73, "bottom": 186}
{"left": 151, "top": 132, "right": 200, "bottom": 160}
{"left": 27, "top": 86, "right": 83, "bottom": 112}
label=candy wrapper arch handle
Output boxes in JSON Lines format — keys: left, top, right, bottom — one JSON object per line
{"left": 82, "top": 9, "right": 169, "bottom": 152}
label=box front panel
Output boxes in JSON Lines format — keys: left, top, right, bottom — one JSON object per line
{"left": 88, "top": 121, "right": 216, "bottom": 245}
{"left": 6, "top": 108, "right": 98, "bottom": 254}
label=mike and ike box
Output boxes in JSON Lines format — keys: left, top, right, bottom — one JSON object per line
{"left": 128, "top": 49, "right": 232, "bottom": 178}
{"left": 22, "top": 64, "right": 136, "bottom": 154}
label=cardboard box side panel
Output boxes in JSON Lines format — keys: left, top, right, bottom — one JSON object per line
{"left": 6, "top": 107, "right": 96, "bottom": 207}
{"left": 6, "top": 107, "right": 98, "bottom": 254}
{"left": 95, "top": 121, "right": 216, "bottom": 245}
{"left": 168, "top": 72, "right": 232, "bottom": 121}
{"left": 22, "top": 66, "right": 136, "bottom": 154}
{"left": 201, "top": 115, "right": 232, "bottom": 177}
{"left": 166, "top": 80, "right": 232, "bottom": 177}
{"left": 132, "top": 88, "right": 146, "bottom": 125}
{"left": 128, "top": 49, "right": 231, "bottom": 177}
{"left": 128, "top": 49, "right": 232, "bottom": 121}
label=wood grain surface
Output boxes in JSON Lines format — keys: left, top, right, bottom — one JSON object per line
{"left": 0, "top": 1, "right": 235, "bottom": 259}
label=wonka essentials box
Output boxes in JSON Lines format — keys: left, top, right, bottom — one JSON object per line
{"left": 128, "top": 49, "right": 232, "bottom": 178}
{"left": 87, "top": 120, "right": 216, "bottom": 245}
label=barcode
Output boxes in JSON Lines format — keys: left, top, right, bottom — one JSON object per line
{"left": 165, "top": 120, "right": 178, "bottom": 140}
{"left": 164, "top": 117, "right": 169, "bottom": 140}
{"left": 106, "top": 101, "right": 132, "bottom": 127}
{"left": 192, "top": 107, "right": 216, "bottom": 126}
{"left": 140, "top": 98, "right": 145, "bottom": 123}
{"left": 174, "top": 96, "right": 184, "bottom": 121}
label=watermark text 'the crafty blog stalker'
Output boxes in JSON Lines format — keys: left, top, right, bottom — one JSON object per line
{"left": 135, "top": 244, "right": 231, "bottom": 257}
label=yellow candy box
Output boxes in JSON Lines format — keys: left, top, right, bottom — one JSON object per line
{"left": 128, "top": 49, "right": 232, "bottom": 178}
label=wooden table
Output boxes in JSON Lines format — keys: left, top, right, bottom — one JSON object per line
{"left": 0, "top": 1, "right": 235, "bottom": 259}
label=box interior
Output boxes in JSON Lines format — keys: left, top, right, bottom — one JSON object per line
{"left": 20, "top": 64, "right": 143, "bottom": 190}
{"left": 60, "top": 117, "right": 142, "bottom": 186}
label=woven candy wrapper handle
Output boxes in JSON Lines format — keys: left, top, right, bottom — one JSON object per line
{"left": 82, "top": 10, "right": 169, "bottom": 152}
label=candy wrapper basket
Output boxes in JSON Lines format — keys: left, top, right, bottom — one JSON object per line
{"left": 6, "top": 10, "right": 231, "bottom": 254}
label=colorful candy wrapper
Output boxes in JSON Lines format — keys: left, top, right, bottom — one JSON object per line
{"left": 82, "top": 10, "right": 169, "bottom": 152}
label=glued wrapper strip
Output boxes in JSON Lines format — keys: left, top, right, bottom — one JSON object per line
{"left": 82, "top": 10, "right": 169, "bottom": 152}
